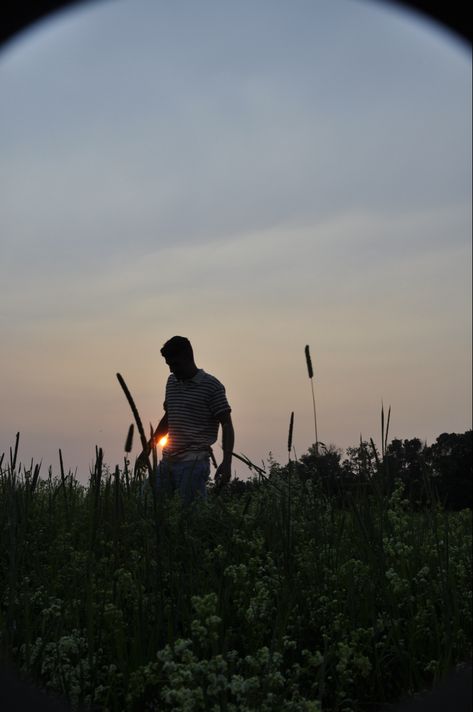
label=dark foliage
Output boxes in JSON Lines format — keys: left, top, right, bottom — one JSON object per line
{"left": 232, "top": 431, "right": 472, "bottom": 510}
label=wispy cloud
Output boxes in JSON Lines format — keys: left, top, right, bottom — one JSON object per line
{"left": 1, "top": 0, "right": 470, "bottom": 475}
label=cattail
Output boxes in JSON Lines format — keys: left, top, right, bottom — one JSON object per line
{"left": 116, "top": 373, "right": 155, "bottom": 486}
{"left": 305, "top": 345, "right": 314, "bottom": 379}
{"left": 287, "top": 411, "right": 294, "bottom": 454}
{"left": 59, "top": 448, "right": 65, "bottom": 486}
{"left": 304, "top": 345, "right": 319, "bottom": 454}
{"left": 381, "top": 402, "right": 391, "bottom": 458}
{"left": 31, "top": 462, "right": 41, "bottom": 493}
{"left": 124, "top": 423, "right": 134, "bottom": 453}
{"left": 116, "top": 374, "right": 147, "bottom": 452}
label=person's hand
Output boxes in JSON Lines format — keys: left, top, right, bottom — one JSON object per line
{"left": 214, "top": 461, "right": 231, "bottom": 491}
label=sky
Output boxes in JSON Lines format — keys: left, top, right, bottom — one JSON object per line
{"left": 0, "top": 0, "right": 471, "bottom": 481}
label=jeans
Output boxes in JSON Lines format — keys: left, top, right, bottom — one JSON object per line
{"left": 156, "top": 458, "right": 210, "bottom": 505}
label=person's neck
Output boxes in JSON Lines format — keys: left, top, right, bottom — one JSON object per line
{"left": 180, "top": 364, "right": 199, "bottom": 380}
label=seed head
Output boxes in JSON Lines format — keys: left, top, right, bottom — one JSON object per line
{"left": 305, "top": 345, "right": 314, "bottom": 379}
{"left": 124, "top": 424, "right": 134, "bottom": 453}
{"left": 288, "top": 411, "right": 294, "bottom": 453}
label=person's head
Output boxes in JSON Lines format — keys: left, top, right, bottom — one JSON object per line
{"left": 160, "top": 336, "right": 196, "bottom": 379}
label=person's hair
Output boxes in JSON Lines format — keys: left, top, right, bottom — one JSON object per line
{"left": 160, "top": 336, "right": 194, "bottom": 360}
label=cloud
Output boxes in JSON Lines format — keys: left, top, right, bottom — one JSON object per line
{"left": 1, "top": 0, "right": 470, "bottom": 476}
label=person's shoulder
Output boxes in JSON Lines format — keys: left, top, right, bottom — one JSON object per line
{"left": 200, "top": 370, "right": 225, "bottom": 389}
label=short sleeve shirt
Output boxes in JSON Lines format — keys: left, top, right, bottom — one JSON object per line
{"left": 162, "top": 369, "right": 231, "bottom": 460}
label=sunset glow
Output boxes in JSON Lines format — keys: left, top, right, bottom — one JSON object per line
{"left": 0, "top": 0, "right": 470, "bottom": 479}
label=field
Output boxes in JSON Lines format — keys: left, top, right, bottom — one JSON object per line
{"left": 0, "top": 439, "right": 471, "bottom": 712}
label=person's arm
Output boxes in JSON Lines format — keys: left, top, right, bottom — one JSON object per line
{"left": 137, "top": 412, "right": 168, "bottom": 464}
{"left": 214, "top": 411, "right": 234, "bottom": 487}
{"left": 152, "top": 412, "right": 169, "bottom": 446}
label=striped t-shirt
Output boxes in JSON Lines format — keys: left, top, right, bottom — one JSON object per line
{"left": 162, "top": 369, "right": 231, "bottom": 461}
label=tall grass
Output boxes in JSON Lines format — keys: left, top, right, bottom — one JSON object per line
{"left": 305, "top": 345, "right": 319, "bottom": 454}
{"left": 0, "top": 432, "right": 471, "bottom": 712}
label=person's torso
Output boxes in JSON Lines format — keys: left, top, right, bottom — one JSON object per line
{"left": 163, "top": 369, "right": 229, "bottom": 460}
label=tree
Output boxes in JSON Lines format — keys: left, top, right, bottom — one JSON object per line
{"left": 297, "top": 443, "right": 345, "bottom": 497}
{"left": 385, "top": 438, "right": 431, "bottom": 505}
{"left": 343, "top": 439, "right": 379, "bottom": 482}
{"left": 431, "top": 431, "right": 472, "bottom": 509}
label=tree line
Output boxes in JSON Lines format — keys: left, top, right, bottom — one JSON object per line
{"left": 228, "top": 430, "right": 472, "bottom": 510}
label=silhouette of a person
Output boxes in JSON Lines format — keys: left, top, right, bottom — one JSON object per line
{"left": 138, "top": 336, "right": 234, "bottom": 502}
